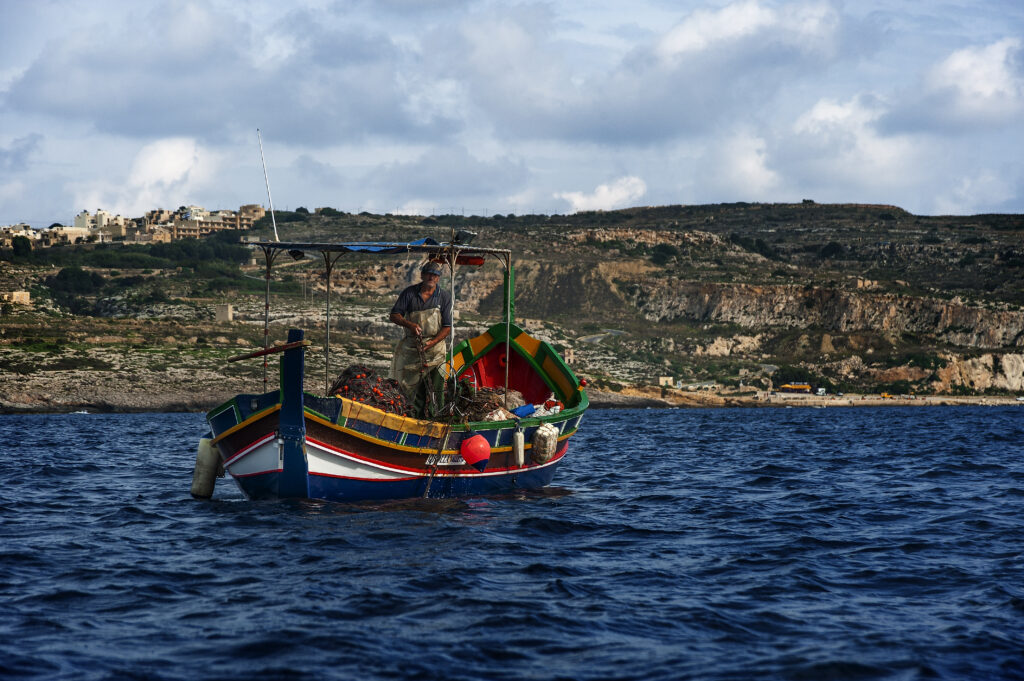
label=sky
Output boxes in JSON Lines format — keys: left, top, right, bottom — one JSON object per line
{"left": 1, "top": 0, "right": 1023, "bottom": 228}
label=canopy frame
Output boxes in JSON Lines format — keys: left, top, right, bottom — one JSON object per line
{"left": 251, "top": 236, "right": 514, "bottom": 406}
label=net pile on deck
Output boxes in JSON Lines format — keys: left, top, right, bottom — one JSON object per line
{"left": 329, "top": 365, "right": 415, "bottom": 416}
{"left": 329, "top": 364, "right": 529, "bottom": 423}
{"left": 456, "top": 386, "right": 526, "bottom": 422}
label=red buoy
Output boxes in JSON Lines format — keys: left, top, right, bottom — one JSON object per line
{"left": 460, "top": 434, "right": 490, "bottom": 472}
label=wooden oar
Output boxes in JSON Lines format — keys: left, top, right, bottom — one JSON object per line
{"left": 227, "top": 340, "right": 311, "bottom": 363}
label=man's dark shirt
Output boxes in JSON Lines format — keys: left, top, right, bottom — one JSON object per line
{"left": 391, "top": 284, "right": 453, "bottom": 328}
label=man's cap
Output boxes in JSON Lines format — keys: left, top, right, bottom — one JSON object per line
{"left": 422, "top": 261, "right": 443, "bottom": 275}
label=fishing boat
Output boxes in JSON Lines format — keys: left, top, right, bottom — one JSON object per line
{"left": 192, "top": 236, "right": 588, "bottom": 502}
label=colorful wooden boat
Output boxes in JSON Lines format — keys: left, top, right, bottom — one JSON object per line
{"left": 194, "top": 238, "right": 588, "bottom": 502}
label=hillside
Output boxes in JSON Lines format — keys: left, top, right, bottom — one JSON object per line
{"left": 2, "top": 202, "right": 1023, "bottom": 411}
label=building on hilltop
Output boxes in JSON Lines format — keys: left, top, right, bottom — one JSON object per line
{"left": 144, "top": 209, "right": 175, "bottom": 226}
{"left": 41, "top": 225, "right": 92, "bottom": 246}
{"left": 74, "top": 209, "right": 128, "bottom": 239}
{"left": 169, "top": 204, "right": 265, "bottom": 239}
{"left": 0, "top": 224, "right": 39, "bottom": 248}
{"left": 5, "top": 204, "right": 264, "bottom": 250}
{"left": 129, "top": 226, "right": 172, "bottom": 244}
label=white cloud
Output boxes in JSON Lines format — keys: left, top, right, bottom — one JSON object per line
{"left": 882, "top": 38, "right": 1024, "bottom": 133}
{"left": 71, "top": 138, "right": 218, "bottom": 216}
{"left": 657, "top": 0, "right": 776, "bottom": 58}
{"left": 699, "top": 132, "right": 780, "bottom": 199}
{"left": 556, "top": 176, "right": 647, "bottom": 212}
{"left": 927, "top": 38, "right": 1024, "bottom": 120}
{"left": 790, "top": 96, "right": 917, "bottom": 186}
{"left": 929, "top": 38, "right": 1022, "bottom": 100}
{"left": 657, "top": 0, "right": 839, "bottom": 61}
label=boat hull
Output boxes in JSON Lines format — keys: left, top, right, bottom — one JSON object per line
{"left": 227, "top": 436, "right": 566, "bottom": 502}
{"left": 208, "top": 397, "right": 579, "bottom": 503}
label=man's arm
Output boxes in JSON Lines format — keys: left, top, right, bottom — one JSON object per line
{"left": 389, "top": 311, "right": 422, "bottom": 336}
{"left": 422, "top": 325, "right": 450, "bottom": 351}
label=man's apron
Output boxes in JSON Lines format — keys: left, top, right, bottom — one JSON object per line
{"left": 390, "top": 307, "right": 446, "bottom": 395}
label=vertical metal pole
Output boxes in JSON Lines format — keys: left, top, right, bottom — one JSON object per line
{"left": 261, "top": 246, "right": 277, "bottom": 392}
{"left": 257, "top": 129, "right": 280, "bottom": 242}
{"left": 448, "top": 247, "right": 457, "bottom": 367}
{"left": 321, "top": 251, "right": 343, "bottom": 395}
{"left": 322, "top": 251, "right": 332, "bottom": 395}
{"left": 503, "top": 254, "right": 512, "bottom": 410}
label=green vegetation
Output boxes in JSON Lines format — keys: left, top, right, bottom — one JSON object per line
{"left": 5, "top": 201, "right": 1023, "bottom": 398}
{"left": 1, "top": 229, "right": 250, "bottom": 270}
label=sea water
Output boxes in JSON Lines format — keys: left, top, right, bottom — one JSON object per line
{"left": 1, "top": 407, "right": 1023, "bottom": 680}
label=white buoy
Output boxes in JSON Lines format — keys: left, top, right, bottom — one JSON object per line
{"left": 512, "top": 430, "right": 525, "bottom": 467}
{"left": 531, "top": 423, "right": 559, "bottom": 463}
{"left": 190, "top": 438, "right": 221, "bottom": 499}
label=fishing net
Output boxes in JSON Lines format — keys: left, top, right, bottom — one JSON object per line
{"left": 329, "top": 364, "right": 527, "bottom": 423}
{"left": 329, "top": 365, "right": 415, "bottom": 416}
{"left": 416, "top": 372, "right": 526, "bottom": 423}
{"left": 461, "top": 386, "right": 526, "bottom": 421}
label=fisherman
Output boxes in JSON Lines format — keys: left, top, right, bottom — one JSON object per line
{"left": 389, "top": 261, "right": 452, "bottom": 397}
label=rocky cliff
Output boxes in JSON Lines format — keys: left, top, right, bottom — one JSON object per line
{"left": 3, "top": 201, "right": 1023, "bottom": 405}
{"left": 629, "top": 281, "right": 1024, "bottom": 350}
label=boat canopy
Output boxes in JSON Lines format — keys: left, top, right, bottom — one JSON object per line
{"left": 248, "top": 235, "right": 516, "bottom": 396}
{"left": 250, "top": 238, "right": 511, "bottom": 260}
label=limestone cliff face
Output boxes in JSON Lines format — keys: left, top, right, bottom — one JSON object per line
{"left": 932, "top": 353, "right": 1024, "bottom": 392}
{"left": 633, "top": 281, "right": 1024, "bottom": 350}
{"left": 319, "top": 257, "right": 1024, "bottom": 392}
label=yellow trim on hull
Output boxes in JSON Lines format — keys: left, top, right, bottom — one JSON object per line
{"left": 306, "top": 411, "right": 451, "bottom": 455}
{"left": 513, "top": 331, "right": 541, "bottom": 358}
{"left": 211, "top": 404, "right": 281, "bottom": 444}
{"left": 337, "top": 397, "right": 448, "bottom": 438}
{"left": 468, "top": 331, "right": 495, "bottom": 358}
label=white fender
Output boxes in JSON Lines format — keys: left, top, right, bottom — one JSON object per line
{"left": 190, "top": 437, "right": 221, "bottom": 499}
{"left": 512, "top": 430, "right": 525, "bottom": 467}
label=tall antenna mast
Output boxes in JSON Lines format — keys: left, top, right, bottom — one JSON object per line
{"left": 257, "top": 128, "right": 280, "bottom": 242}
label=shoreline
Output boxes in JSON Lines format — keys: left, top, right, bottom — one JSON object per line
{"left": 1, "top": 387, "right": 1021, "bottom": 415}
{"left": 589, "top": 387, "right": 1024, "bottom": 409}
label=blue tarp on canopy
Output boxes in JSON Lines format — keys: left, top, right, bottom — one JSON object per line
{"left": 252, "top": 237, "right": 441, "bottom": 254}
{"left": 249, "top": 237, "right": 508, "bottom": 258}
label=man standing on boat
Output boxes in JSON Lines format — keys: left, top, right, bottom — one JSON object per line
{"left": 389, "top": 261, "right": 452, "bottom": 397}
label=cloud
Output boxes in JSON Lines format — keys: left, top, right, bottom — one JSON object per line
{"left": 932, "top": 169, "right": 1018, "bottom": 215}
{"left": 424, "top": 0, "right": 845, "bottom": 145}
{"left": 882, "top": 38, "right": 1024, "bottom": 132}
{"left": 292, "top": 154, "right": 345, "bottom": 188}
{"left": 929, "top": 38, "right": 1022, "bottom": 101}
{"left": 783, "top": 95, "right": 919, "bottom": 190}
{"left": 697, "top": 131, "right": 780, "bottom": 199}
{"left": 656, "top": 0, "right": 778, "bottom": 58}
{"left": 2, "top": 1, "right": 1024, "bottom": 225}
{"left": 0, "top": 134, "right": 42, "bottom": 174}
{"left": 1, "top": 1, "right": 458, "bottom": 146}
{"left": 555, "top": 176, "right": 647, "bottom": 212}
{"left": 363, "top": 146, "right": 529, "bottom": 212}
{"left": 70, "top": 138, "right": 218, "bottom": 216}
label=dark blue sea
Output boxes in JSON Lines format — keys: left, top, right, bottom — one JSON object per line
{"left": 2, "top": 407, "right": 1023, "bottom": 681}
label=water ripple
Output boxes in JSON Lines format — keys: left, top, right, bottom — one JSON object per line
{"left": 1, "top": 408, "right": 1023, "bottom": 680}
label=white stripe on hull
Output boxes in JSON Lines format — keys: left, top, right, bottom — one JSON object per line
{"left": 306, "top": 440, "right": 415, "bottom": 481}
{"left": 225, "top": 435, "right": 566, "bottom": 482}
{"left": 225, "top": 435, "right": 279, "bottom": 477}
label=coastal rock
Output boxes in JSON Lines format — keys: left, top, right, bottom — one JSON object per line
{"left": 931, "top": 353, "right": 1024, "bottom": 392}
{"left": 632, "top": 282, "right": 1024, "bottom": 350}
{"left": 694, "top": 335, "right": 762, "bottom": 357}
